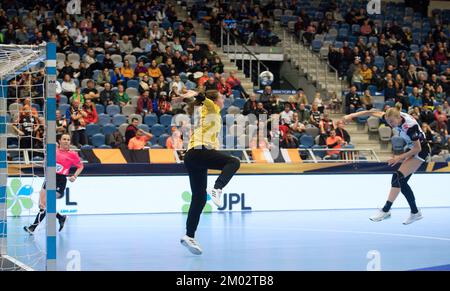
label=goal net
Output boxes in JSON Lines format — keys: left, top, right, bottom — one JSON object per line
{"left": 0, "top": 43, "right": 57, "bottom": 271}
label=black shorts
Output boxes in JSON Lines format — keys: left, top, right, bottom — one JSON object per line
{"left": 407, "top": 141, "right": 431, "bottom": 162}
{"left": 42, "top": 174, "right": 67, "bottom": 198}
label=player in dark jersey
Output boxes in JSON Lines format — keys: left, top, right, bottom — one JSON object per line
{"left": 344, "top": 108, "right": 430, "bottom": 225}
{"left": 24, "top": 133, "right": 84, "bottom": 234}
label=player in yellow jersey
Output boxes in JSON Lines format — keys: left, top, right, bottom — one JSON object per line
{"left": 180, "top": 90, "right": 240, "bottom": 255}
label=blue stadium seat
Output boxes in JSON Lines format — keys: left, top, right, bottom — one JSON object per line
{"left": 368, "top": 85, "right": 378, "bottom": 95}
{"left": 151, "top": 124, "right": 165, "bottom": 137}
{"left": 95, "top": 103, "right": 105, "bottom": 114}
{"left": 311, "top": 40, "right": 323, "bottom": 52}
{"left": 138, "top": 124, "right": 150, "bottom": 132}
{"left": 158, "top": 134, "right": 170, "bottom": 146}
{"left": 86, "top": 123, "right": 101, "bottom": 137}
{"left": 144, "top": 114, "right": 158, "bottom": 126}
{"left": 300, "top": 135, "right": 314, "bottom": 148}
{"left": 91, "top": 133, "right": 106, "bottom": 148}
{"left": 102, "top": 123, "right": 116, "bottom": 135}
{"left": 159, "top": 114, "right": 173, "bottom": 127}
{"left": 112, "top": 114, "right": 127, "bottom": 126}
{"left": 233, "top": 98, "right": 246, "bottom": 109}
{"left": 127, "top": 79, "right": 139, "bottom": 90}
{"left": 106, "top": 104, "right": 121, "bottom": 116}
{"left": 312, "top": 145, "right": 327, "bottom": 159}
{"left": 98, "top": 113, "right": 111, "bottom": 126}
{"left": 374, "top": 56, "right": 385, "bottom": 69}
{"left": 98, "top": 145, "right": 112, "bottom": 149}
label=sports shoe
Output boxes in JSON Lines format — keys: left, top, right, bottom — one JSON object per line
{"left": 403, "top": 211, "right": 423, "bottom": 225}
{"left": 209, "top": 188, "right": 223, "bottom": 208}
{"left": 180, "top": 235, "right": 203, "bottom": 255}
{"left": 369, "top": 209, "right": 391, "bottom": 222}
{"left": 58, "top": 215, "right": 67, "bottom": 232}
{"left": 23, "top": 225, "right": 35, "bottom": 235}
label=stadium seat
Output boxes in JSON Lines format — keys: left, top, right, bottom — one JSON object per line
{"left": 158, "top": 134, "right": 170, "bottom": 146}
{"left": 91, "top": 133, "right": 106, "bottom": 147}
{"left": 106, "top": 105, "right": 121, "bottom": 116}
{"left": 151, "top": 124, "right": 165, "bottom": 137}
{"left": 86, "top": 123, "right": 101, "bottom": 137}
{"left": 144, "top": 114, "right": 158, "bottom": 126}
{"left": 159, "top": 114, "right": 173, "bottom": 127}
{"left": 95, "top": 104, "right": 105, "bottom": 114}
{"left": 379, "top": 125, "right": 393, "bottom": 142}
{"left": 138, "top": 124, "right": 150, "bottom": 132}
{"left": 300, "top": 135, "right": 314, "bottom": 148}
{"left": 98, "top": 113, "right": 111, "bottom": 126}
{"left": 102, "top": 123, "right": 116, "bottom": 135}
{"left": 112, "top": 114, "right": 127, "bottom": 126}
{"left": 367, "top": 117, "right": 380, "bottom": 133}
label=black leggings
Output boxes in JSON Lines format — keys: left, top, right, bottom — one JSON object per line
{"left": 184, "top": 148, "right": 241, "bottom": 238}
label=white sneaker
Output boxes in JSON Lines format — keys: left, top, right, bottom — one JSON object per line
{"left": 403, "top": 211, "right": 423, "bottom": 225}
{"left": 180, "top": 235, "right": 203, "bottom": 255}
{"left": 209, "top": 188, "right": 223, "bottom": 208}
{"left": 369, "top": 209, "right": 391, "bottom": 222}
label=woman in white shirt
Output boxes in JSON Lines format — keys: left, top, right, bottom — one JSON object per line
{"left": 68, "top": 21, "right": 81, "bottom": 40}
{"left": 149, "top": 25, "right": 162, "bottom": 42}
{"left": 61, "top": 74, "right": 77, "bottom": 97}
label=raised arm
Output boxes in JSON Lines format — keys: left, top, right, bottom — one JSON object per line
{"left": 343, "top": 109, "right": 384, "bottom": 122}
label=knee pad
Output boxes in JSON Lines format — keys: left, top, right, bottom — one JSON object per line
{"left": 391, "top": 171, "right": 405, "bottom": 188}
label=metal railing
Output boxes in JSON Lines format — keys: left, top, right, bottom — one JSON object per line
{"left": 281, "top": 29, "right": 341, "bottom": 96}
{"left": 220, "top": 27, "right": 270, "bottom": 85}
{"left": 302, "top": 148, "right": 381, "bottom": 163}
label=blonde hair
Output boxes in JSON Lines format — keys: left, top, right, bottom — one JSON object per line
{"left": 385, "top": 107, "right": 401, "bottom": 119}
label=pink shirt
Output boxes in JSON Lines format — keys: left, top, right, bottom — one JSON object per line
{"left": 56, "top": 148, "right": 82, "bottom": 176}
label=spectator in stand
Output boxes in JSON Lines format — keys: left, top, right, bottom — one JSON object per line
{"left": 61, "top": 74, "right": 77, "bottom": 97}
{"left": 243, "top": 93, "right": 258, "bottom": 116}
{"left": 345, "top": 85, "right": 362, "bottom": 113}
{"left": 125, "top": 117, "right": 139, "bottom": 145}
{"left": 139, "top": 75, "right": 152, "bottom": 94}
{"left": 297, "top": 103, "right": 311, "bottom": 124}
{"left": 128, "top": 129, "right": 153, "bottom": 150}
{"left": 309, "top": 103, "right": 322, "bottom": 128}
{"left": 205, "top": 76, "right": 219, "bottom": 91}
{"left": 111, "top": 67, "right": 125, "bottom": 86}
{"left": 69, "top": 99, "right": 88, "bottom": 148}
{"left": 361, "top": 90, "right": 374, "bottom": 110}
{"left": 100, "top": 82, "right": 115, "bottom": 107}
{"left": 96, "top": 67, "right": 112, "bottom": 86}
{"left": 280, "top": 131, "right": 300, "bottom": 149}
{"left": 295, "top": 89, "right": 309, "bottom": 105}
{"left": 134, "top": 60, "right": 148, "bottom": 78}
{"left": 103, "top": 53, "right": 115, "bottom": 70}
{"left": 290, "top": 112, "right": 306, "bottom": 140}
{"left": 255, "top": 102, "right": 268, "bottom": 118}
{"left": 156, "top": 92, "right": 173, "bottom": 116}
{"left": 83, "top": 80, "right": 100, "bottom": 103}
{"left": 136, "top": 90, "right": 153, "bottom": 116}
{"left": 325, "top": 129, "right": 346, "bottom": 160}
{"left": 56, "top": 110, "right": 68, "bottom": 141}
{"left": 166, "top": 129, "right": 184, "bottom": 150}
{"left": 259, "top": 85, "right": 273, "bottom": 105}
{"left": 121, "top": 60, "right": 135, "bottom": 81}
{"left": 280, "top": 103, "right": 294, "bottom": 125}
{"left": 218, "top": 77, "right": 232, "bottom": 98}
{"left": 71, "top": 87, "right": 85, "bottom": 105}
{"left": 265, "top": 95, "right": 284, "bottom": 115}
{"left": 148, "top": 60, "right": 163, "bottom": 81}
{"left": 113, "top": 84, "right": 130, "bottom": 107}
{"left": 82, "top": 98, "right": 98, "bottom": 125}
{"left": 226, "top": 71, "right": 249, "bottom": 98}
{"left": 335, "top": 120, "right": 351, "bottom": 144}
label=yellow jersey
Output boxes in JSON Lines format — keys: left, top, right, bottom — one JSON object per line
{"left": 188, "top": 98, "right": 222, "bottom": 150}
